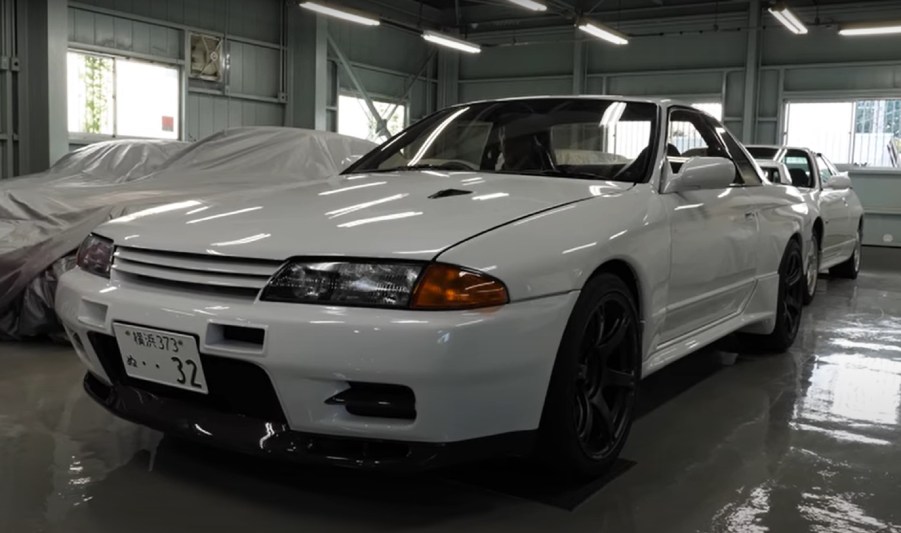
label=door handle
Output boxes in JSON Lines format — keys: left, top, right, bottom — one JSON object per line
{"left": 745, "top": 212, "right": 757, "bottom": 219}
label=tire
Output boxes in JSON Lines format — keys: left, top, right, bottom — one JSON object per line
{"left": 803, "top": 231, "right": 820, "bottom": 305}
{"left": 536, "top": 273, "right": 641, "bottom": 479}
{"left": 744, "top": 238, "right": 804, "bottom": 353}
{"left": 829, "top": 225, "right": 861, "bottom": 280}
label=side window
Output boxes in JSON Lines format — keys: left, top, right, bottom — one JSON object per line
{"left": 716, "top": 127, "right": 763, "bottom": 186}
{"left": 816, "top": 154, "right": 835, "bottom": 184}
{"left": 783, "top": 149, "right": 815, "bottom": 188}
{"left": 667, "top": 109, "right": 728, "bottom": 160}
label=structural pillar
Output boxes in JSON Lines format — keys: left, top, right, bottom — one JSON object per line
{"left": 742, "top": 0, "right": 761, "bottom": 143}
{"left": 17, "top": 0, "right": 68, "bottom": 174}
{"left": 287, "top": 9, "right": 328, "bottom": 130}
{"left": 436, "top": 49, "right": 459, "bottom": 109}
{"left": 573, "top": 37, "right": 586, "bottom": 95}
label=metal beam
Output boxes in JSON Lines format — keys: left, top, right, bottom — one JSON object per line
{"left": 742, "top": 0, "right": 761, "bottom": 142}
{"left": 327, "top": 33, "right": 390, "bottom": 139}
{"left": 384, "top": 51, "right": 437, "bottom": 124}
{"left": 572, "top": 36, "right": 585, "bottom": 95}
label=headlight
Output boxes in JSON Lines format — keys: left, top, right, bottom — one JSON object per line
{"left": 261, "top": 261, "right": 509, "bottom": 310}
{"left": 261, "top": 261, "right": 423, "bottom": 308}
{"left": 75, "top": 234, "right": 114, "bottom": 278}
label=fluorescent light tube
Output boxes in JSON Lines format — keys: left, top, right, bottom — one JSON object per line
{"left": 422, "top": 31, "right": 481, "bottom": 54}
{"left": 299, "top": 2, "right": 380, "bottom": 26}
{"left": 506, "top": 0, "right": 547, "bottom": 11}
{"left": 577, "top": 21, "right": 629, "bottom": 45}
{"left": 839, "top": 22, "right": 901, "bottom": 36}
{"left": 768, "top": 3, "right": 808, "bottom": 34}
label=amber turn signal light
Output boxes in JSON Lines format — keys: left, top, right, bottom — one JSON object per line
{"left": 411, "top": 263, "right": 509, "bottom": 310}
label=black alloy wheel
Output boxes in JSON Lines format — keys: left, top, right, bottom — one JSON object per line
{"left": 742, "top": 238, "right": 804, "bottom": 353}
{"left": 830, "top": 224, "right": 862, "bottom": 280}
{"left": 574, "top": 298, "right": 639, "bottom": 458}
{"left": 537, "top": 273, "right": 641, "bottom": 478}
{"left": 780, "top": 244, "right": 805, "bottom": 341}
{"left": 803, "top": 231, "right": 820, "bottom": 305}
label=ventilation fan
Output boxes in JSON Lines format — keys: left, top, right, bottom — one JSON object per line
{"left": 189, "top": 33, "right": 224, "bottom": 82}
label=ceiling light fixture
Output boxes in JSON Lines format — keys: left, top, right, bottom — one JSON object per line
{"left": 839, "top": 21, "right": 901, "bottom": 36}
{"left": 768, "top": 2, "right": 808, "bottom": 34}
{"left": 505, "top": 0, "right": 548, "bottom": 12}
{"left": 422, "top": 31, "right": 482, "bottom": 54}
{"left": 299, "top": 1, "right": 380, "bottom": 26}
{"left": 577, "top": 20, "right": 629, "bottom": 45}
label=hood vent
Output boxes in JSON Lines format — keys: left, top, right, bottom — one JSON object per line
{"left": 428, "top": 189, "right": 472, "bottom": 199}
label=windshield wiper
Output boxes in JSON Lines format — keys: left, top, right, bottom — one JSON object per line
{"left": 496, "top": 169, "right": 606, "bottom": 181}
{"left": 362, "top": 164, "right": 471, "bottom": 173}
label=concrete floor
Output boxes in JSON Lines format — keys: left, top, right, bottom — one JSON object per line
{"left": 3, "top": 247, "right": 901, "bottom": 533}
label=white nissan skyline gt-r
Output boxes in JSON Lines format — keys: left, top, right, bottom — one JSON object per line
{"left": 747, "top": 145, "right": 865, "bottom": 303}
{"left": 57, "top": 97, "right": 812, "bottom": 477}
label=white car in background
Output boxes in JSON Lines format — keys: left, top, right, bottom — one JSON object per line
{"left": 58, "top": 97, "right": 811, "bottom": 478}
{"left": 747, "top": 145, "right": 865, "bottom": 301}
{"left": 756, "top": 159, "right": 822, "bottom": 305}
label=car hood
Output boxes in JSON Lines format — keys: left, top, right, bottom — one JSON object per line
{"left": 95, "top": 171, "right": 632, "bottom": 261}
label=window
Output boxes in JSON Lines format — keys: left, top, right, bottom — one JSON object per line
{"left": 67, "top": 51, "right": 180, "bottom": 140}
{"left": 783, "top": 149, "right": 815, "bottom": 188}
{"left": 337, "top": 94, "right": 407, "bottom": 143}
{"left": 668, "top": 109, "right": 728, "bottom": 159}
{"left": 784, "top": 99, "right": 901, "bottom": 168}
{"left": 760, "top": 165, "right": 786, "bottom": 184}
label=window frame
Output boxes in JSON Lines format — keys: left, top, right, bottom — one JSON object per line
{"left": 67, "top": 48, "right": 183, "bottom": 143}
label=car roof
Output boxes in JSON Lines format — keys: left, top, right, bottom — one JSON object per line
{"left": 746, "top": 144, "right": 812, "bottom": 152}
{"left": 456, "top": 94, "right": 698, "bottom": 108}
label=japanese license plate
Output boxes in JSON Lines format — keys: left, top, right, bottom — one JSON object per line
{"left": 113, "top": 324, "right": 209, "bottom": 394}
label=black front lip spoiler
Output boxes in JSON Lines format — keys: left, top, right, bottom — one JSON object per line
{"left": 83, "top": 373, "right": 534, "bottom": 472}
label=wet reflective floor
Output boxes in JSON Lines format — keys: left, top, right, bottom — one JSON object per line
{"left": 3, "top": 247, "right": 901, "bottom": 533}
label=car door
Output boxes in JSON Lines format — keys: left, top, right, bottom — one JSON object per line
{"left": 816, "top": 153, "right": 856, "bottom": 254}
{"left": 810, "top": 151, "right": 849, "bottom": 263}
{"left": 660, "top": 108, "right": 759, "bottom": 343}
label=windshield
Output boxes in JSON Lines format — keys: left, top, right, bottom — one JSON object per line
{"left": 344, "top": 99, "right": 659, "bottom": 183}
{"left": 747, "top": 146, "right": 780, "bottom": 160}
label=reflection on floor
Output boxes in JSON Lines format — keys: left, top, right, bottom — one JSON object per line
{"left": 2, "top": 247, "right": 901, "bottom": 533}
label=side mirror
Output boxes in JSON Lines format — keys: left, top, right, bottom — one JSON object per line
{"left": 823, "top": 173, "right": 852, "bottom": 190}
{"left": 663, "top": 157, "right": 736, "bottom": 194}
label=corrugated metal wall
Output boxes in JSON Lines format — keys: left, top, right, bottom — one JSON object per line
{"left": 67, "top": 0, "right": 285, "bottom": 142}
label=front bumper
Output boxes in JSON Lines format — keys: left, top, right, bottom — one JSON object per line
{"left": 83, "top": 373, "right": 533, "bottom": 471}
{"left": 57, "top": 268, "right": 577, "bottom": 449}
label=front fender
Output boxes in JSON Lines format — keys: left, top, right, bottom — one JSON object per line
{"left": 436, "top": 184, "right": 670, "bottom": 359}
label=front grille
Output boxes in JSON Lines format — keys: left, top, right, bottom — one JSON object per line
{"left": 88, "top": 333, "right": 287, "bottom": 423}
{"left": 112, "top": 246, "right": 283, "bottom": 294}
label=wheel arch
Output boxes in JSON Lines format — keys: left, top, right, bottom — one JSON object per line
{"left": 586, "top": 259, "right": 645, "bottom": 346}
{"left": 812, "top": 217, "right": 824, "bottom": 246}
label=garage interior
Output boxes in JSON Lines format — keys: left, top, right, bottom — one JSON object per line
{"left": 3, "top": 0, "right": 901, "bottom": 531}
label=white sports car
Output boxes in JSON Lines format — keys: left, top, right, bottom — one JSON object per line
{"left": 57, "top": 97, "right": 812, "bottom": 477}
{"left": 747, "top": 145, "right": 865, "bottom": 302}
